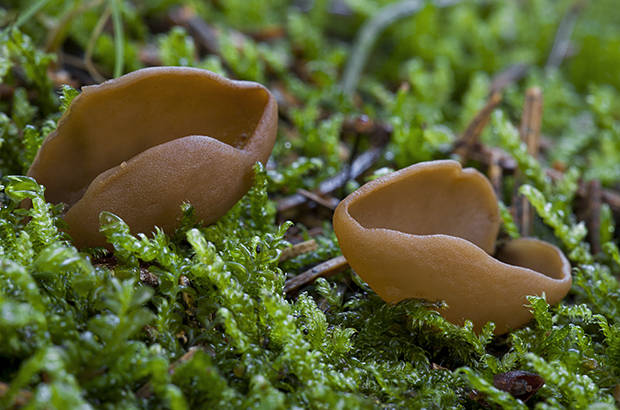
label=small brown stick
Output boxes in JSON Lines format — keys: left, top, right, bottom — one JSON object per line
{"left": 248, "top": 26, "right": 286, "bottom": 42}
{"left": 582, "top": 180, "right": 603, "bottom": 254}
{"left": 136, "top": 346, "right": 203, "bottom": 398}
{"left": 602, "top": 190, "right": 620, "bottom": 213}
{"left": 277, "top": 146, "right": 383, "bottom": 212}
{"left": 546, "top": 168, "right": 620, "bottom": 213}
{"left": 490, "top": 63, "right": 530, "bottom": 94}
{"left": 514, "top": 87, "right": 543, "bottom": 236}
{"left": 169, "top": 6, "right": 220, "bottom": 55}
{"left": 0, "top": 381, "right": 33, "bottom": 407}
{"left": 514, "top": 193, "right": 533, "bottom": 236}
{"left": 58, "top": 52, "right": 101, "bottom": 85}
{"left": 454, "top": 92, "right": 502, "bottom": 163}
{"left": 519, "top": 87, "right": 543, "bottom": 156}
{"left": 0, "top": 84, "right": 15, "bottom": 100}
{"left": 279, "top": 239, "right": 319, "bottom": 262}
{"left": 342, "top": 115, "right": 377, "bottom": 135}
{"left": 487, "top": 149, "right": 503, "bottom": 196}
{"left": 468, "top": 144, "right": 518, "bottom": 172}
{"left": 284, "top": 256, "right": 348, "bottom": 294}
{"left": 461, "top": 143, "right": 620, "bottom": 215}
{"left": 139, "top": 44, "right": 162, "bottom": 66}
{"left": 297, "top": 189, "right": 339, "bottom": 210}
{"left": 318, "top": 145, "right": 384, "bottom": 194}
{"left": 277, "top": 117, "right": 391, "bottom": 213}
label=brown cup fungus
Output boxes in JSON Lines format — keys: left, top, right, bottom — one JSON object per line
{"left": 27, "top": 67, "right": 278, "bottom": 248}
{"left": 333, "top": 160, "right": 571, "bottom": 334}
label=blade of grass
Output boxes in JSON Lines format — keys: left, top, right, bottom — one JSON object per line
{"left": 84, "top": 4, "right": 111, "bottom": 83}
{"left": 340, "top": 0, "right": 460, "bottom": 97}
{"left": 109, "top": 0, "right": 124, "bottom": 78}
{"left": 14, "top": 0, "right": 51, "bottom": 28}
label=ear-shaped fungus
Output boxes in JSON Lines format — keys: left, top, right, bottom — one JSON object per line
{"left": 27, "top": 67, "right": 277, "bottom": 248}
{"left": 333, "top": 160, "right": 571, "bottom": 334}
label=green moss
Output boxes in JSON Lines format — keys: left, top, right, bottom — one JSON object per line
{"left": 1, "top": 1, "right": 619, "bottom": 408}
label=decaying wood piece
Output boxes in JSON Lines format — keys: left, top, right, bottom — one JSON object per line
{"left": 284, "top": 255, "right": 348, "bottom": 294}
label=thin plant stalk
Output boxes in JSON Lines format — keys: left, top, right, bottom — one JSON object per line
{"left": 340, "top": 0, "right": 460, "bottom": 97}
{"left": 14, "top": 0, "right": 51, "bottom": 28}
{"left": 110, "top": 0, "right": 124, "bottom": 78}
{"left": 84, "top": 4, "right": 111, "bottom": 83}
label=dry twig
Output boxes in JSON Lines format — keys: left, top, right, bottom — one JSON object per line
{"left": 169, "top": 6, "right": 220, "bottom": 55}
{"left": 277, "top": 116, "right": 390, "bottom": 213}
{"left": 460, "top": 143, "right": 620, "bottom": 215}
{"left": 296, "top": 189, "right": 339, "bottom": 210}
{"left": 490, "top": 63, "right": 530, "bottom": 94}
{"left": 454, "top": 92, "right": 502, "bottom": 163}
{"left": 279, "top": 239, "right": 319, "bottom": 262}
{"left": 514, "top": 87, "right": 543, "bottom": 236}
{"left": 579, "top": 180, "right": 603, "bottom": 254}
{"left": 602, "top": 190, "right": 620, "bottom": 213}
{"left": 519, "top": 87, "right": 543, "bottom": 156}
{"left": 277, "top": 145, "right": 384, "bottom": 212}
{"left": 487, "top": 148, "right": 504, "bottom": 195}
{"left": 284, "top": 256, "right": 348, "bottom": 294}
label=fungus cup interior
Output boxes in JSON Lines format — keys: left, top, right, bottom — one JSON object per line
{"left": 30, "top": 67, "right": 271, "bottom": 209}
{"left": 347, "top": 161, "right": 501, "bottom": 254}
{"left": 495, "top": 240, "right": 568, "bottom": 280}
{"left": 335, "top": 159, "right": 573, "bottom": 335}
{"left": 346, "top": 161, "right": 566, "bottom": 280}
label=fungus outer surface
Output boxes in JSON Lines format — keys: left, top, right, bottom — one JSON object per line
{"left": 28, "top": 67, "right": 278, "bottom": 248}
{"left": 333, "top": 160, "right": 572, "bottom": 334}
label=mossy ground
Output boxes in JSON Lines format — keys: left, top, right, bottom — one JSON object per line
{"left": 0, "top": 1, "right": 619, "bottom": 408}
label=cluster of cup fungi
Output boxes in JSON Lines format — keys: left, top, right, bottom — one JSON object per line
{"left": 29, "top": 67, "right": 571, "bottom": 335}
